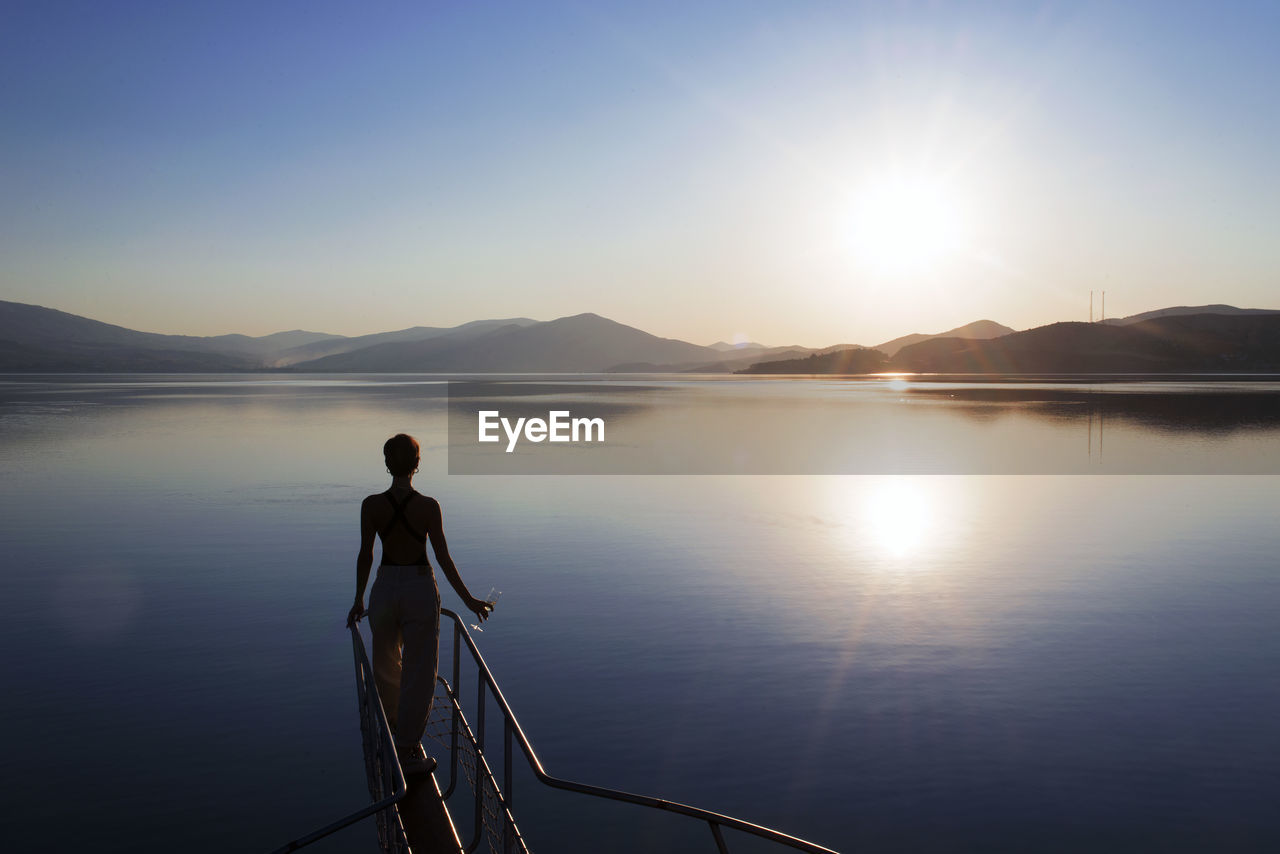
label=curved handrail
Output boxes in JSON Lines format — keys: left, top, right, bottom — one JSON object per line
{"left": 440, "top": 607, "right": 839, "bottom": 854}
{"left": 267, "top": 623, "right": 409, "bottom": 854}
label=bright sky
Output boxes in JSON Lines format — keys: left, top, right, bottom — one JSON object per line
{"left": 3, "top": 1, "right": 1278, "bottom": 346}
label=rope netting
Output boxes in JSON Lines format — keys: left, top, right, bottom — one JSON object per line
{"left": 425, "top": 678, "right": 530, "bottom": 854}
{"left": 355, "top": 633, "right": 411, "bottom": 854}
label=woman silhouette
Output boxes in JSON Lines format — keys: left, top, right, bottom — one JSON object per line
{"left": 347, "top": 433, "right": 493, "bottom": 775}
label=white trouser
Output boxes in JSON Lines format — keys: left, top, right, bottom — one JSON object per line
{"left": 368, "top": 564, "right": 441, "bottom": 747}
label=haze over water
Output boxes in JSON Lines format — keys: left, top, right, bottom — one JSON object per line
{"left": 2, "top": 374, "right": 1278, "bottom": 852}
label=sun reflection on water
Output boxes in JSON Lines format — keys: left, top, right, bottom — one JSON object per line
{"left": 829, "top": 476, "right": 939, "bottom": 564}
{"left": 866, "top": 477, "right": 936, "bottom": 559}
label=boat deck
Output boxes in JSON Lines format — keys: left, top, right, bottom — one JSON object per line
{"left": 399, "top": 772, "right": 463, "bottom": 854}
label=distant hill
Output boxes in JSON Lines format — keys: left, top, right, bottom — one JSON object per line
{"left": 1103, "top": 304, "right": 1280, "bottom": 326}
{"left": 873, "top": 319, "right": 1015, "bottom": 357}
{"left": 677, "top": 347, "right": 824, "bottom": 374}
{"left": 0, "top": 299, "right": 542, "bottom": 371}
{"left": 269, "top": 318, "right": 538, "bottom": 366}
{"left": 608, "top": 343, "right": 864, "bottom": 373}
{"left": 0, "top": 300, "right": 264, "bottom": 370}
{"left": 1, "top": 299, "right": 222, "bottom": 351}
{"left": 204, "top": 330, "right": 345, "bottom": 359}
{"left": 890, "top": 313, "right": 1280, "bottom": 373}
{"left": 290, "top": 313, "right": 726, "bottom": 372}
{"left": 716, "top": 320, "right": 1013, "bottom": 375}
{"left": 0, "top": 338, "right": 257, "bottom": 371}
{"left": 707, "top": 340, "right": 769, "bottom": 352}
{"left": 737, "top": 347, "right": 888, "bottom": 374}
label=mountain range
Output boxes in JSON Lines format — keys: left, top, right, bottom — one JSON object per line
{"left": 1, "top": 298, "right": 1277, "bottom": 374}
{"left": 885, "top": 312, "right": 1280, "bottom": 374}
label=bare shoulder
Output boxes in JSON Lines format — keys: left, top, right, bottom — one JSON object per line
{"left": 361, "top": 492, "right": 390, "bottom": 517}
{"left": 411, "top": 493, "right": 442, "bottom": 524}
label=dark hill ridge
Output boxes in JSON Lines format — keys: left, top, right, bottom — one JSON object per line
{"left": 890, "top": 313, "right": 1280, "bottom": 373}
{"left": 1105, "top": 304, "right": 1280, "bottom": 326}
{"left": 660, "top": 321, "right": 1012, "bottom": 373}
{"left": 737, "top": 348, "right": 888, "bottom": 374}
{"left": 873, "top": 319, "right": 1015, "bottom": 358}
{"left": 608, "top": 343, "right": 864, "bottom": 373}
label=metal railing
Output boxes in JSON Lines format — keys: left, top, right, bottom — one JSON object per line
{"left": 270, "top": 611, "right": 839, "bottom": 854}
{"left": 434, "top": 607, "right": 839, "bottom": 854}
{"left": 267, "top": 624, "right": 410, "bottom": 854}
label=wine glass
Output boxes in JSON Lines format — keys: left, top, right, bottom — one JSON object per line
{"left": 470, "top": 587, "right": 501, "bottom": 632}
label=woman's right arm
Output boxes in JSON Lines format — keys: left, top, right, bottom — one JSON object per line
{"left": 348, "top": 496, "right": 377, "bottom": 627}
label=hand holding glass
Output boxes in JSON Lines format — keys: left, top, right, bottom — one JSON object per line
{"left": 471, "top": 587, "right": 501, "bottom": 632}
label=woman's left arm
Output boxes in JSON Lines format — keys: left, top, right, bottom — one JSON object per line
{"left": 425, "top": 498, "right": 493, "bottom": 624}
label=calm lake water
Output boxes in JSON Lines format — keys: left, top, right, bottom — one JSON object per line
{"left": 1, "top": 374, "right": 1278, "bottom": 853}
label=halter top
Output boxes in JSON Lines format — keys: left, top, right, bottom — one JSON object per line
{"left": 379, "top": 489, "right": 429, "bottom": 566}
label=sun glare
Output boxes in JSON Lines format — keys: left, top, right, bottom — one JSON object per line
{"left": 823, "top": 477, "right": 940, "bottom": 564}
{"left": 846, "top": 174, "right": 969, "bottom": 275}
{"left": 828, "top": 477, "right": 938, "bottom": 562}
{"left": 865, "top": 479, "right": 935, "bottom": 559}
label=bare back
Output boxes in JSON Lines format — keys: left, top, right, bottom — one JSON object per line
{"left": 361, "top": 488, "right": 441, "bottom": 567}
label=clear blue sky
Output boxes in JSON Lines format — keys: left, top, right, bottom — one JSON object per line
{"left": 3, "top": 0, "right": 1278, "bottom": 345}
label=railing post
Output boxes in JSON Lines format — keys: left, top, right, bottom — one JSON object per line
{"left": 444, "top": 622, "right": 462, "bottom": 799}
{"left": 711, "top": 821, "right": 731, "bottom": 854}
{"left": 504, "top": 719, "right": 514, "bottom": 854}
{"left": 472, "top": 679, "right": 486, "bottom": 853}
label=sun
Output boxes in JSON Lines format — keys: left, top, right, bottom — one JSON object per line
{"left": 846, "top": 173, "right": 969, "bottom": 275}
